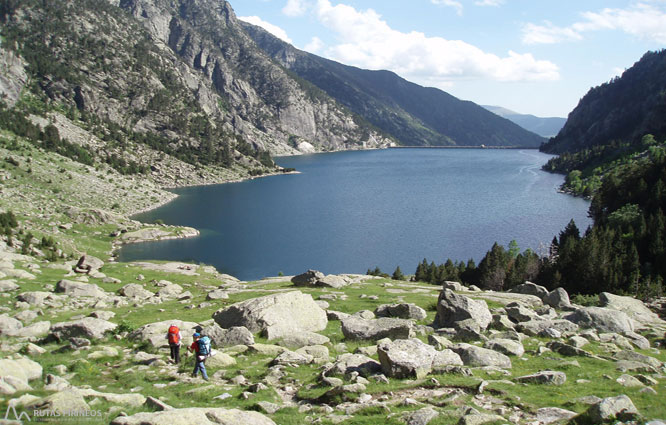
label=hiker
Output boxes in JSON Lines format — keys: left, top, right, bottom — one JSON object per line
{"left": 188, "top": 332, "right": 211, "bottom": 381}
{"left": 166, "top": 323, "right": 182, "bottom": 364}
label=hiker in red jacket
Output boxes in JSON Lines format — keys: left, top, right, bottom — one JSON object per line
{"left": 166, "top": 324, "right": 182, "bottom": 364}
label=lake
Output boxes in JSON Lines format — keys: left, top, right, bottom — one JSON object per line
{"left": 119, "top": 148, "right": 592, "bottom": 280}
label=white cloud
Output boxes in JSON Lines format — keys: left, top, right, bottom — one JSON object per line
{"left": 431, "top": 0, "right": 464, "bottom": 16}
{"left": 238, "top": 16, "right": 293, "bottom": 43}
{"left": 282, "top": 0, "right": 309, "bottom": 17}
{"left": 523, "top": 3, "right": 666, "bottom": 44}
{"left": 304, "top": 36, "right": 324, "bottom": 53}
{"left": 313, "top": 0, "right": 559, "bottom": 85}
{"left": 474, "top": 0, "right": 504, "bottom": 6}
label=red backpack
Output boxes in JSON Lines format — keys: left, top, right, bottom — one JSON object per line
{"left": 168, "top": 325, "right": 180, "bottom": 344}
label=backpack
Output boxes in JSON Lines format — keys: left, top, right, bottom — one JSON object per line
{"left": 197, "top": 335, "right": 211, "bottom": 356}
{"left": 167, "top": 325, "right": 180, "bottom": 344}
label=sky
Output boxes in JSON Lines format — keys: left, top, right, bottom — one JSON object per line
{"left": 232, "top": 0, "right": 666, "bottom": 118}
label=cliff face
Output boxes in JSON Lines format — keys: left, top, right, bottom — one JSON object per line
{"left": 0, "top": 0, "right": 391, "bottom": 178}
{"left": 243, "top": 21, "right": 545, "bottom": 148}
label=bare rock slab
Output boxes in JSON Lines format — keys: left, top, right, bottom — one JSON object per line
{"left": 212, "top": 291, "right": 327, "bottom": 340}
{"left": 110, "top": 407, "right": 276, "bottom": 425}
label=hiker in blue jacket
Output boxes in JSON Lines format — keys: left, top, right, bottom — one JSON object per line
{"left": 188, "top": 332, "right": 210, "bottom": 380}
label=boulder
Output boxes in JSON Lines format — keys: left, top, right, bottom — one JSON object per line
{"left": 583, "top": 395, "right": 639, "bottom": 423}
{"left": 119, "top": 283, "right": 154, "bottom": 300}
{"left": 277, "top": 331, "right": 330, "bottom": 348}
{"left": 450, "top": 343, "right": 512, "bottom": 368}
{"left": 564, "top": 307, "right": 634, "bottom": 333}
{"left": 55, "top": 279, "right": 107, "bottom": 298}
{"left": 613, "top": 350, "right": 662, "bottom": 369}
{"left": 10, "top": 320, "right": 50, "bottom": 338}
{"left": 536, "top": 407, "right": 577, "bottom": 424}
{"left": 212, "top": 291, "right": 327, "bottom": 340}
{"left": 484, "top": 338, "right": 525, "bottom": 357}
{"left": 546, "top": 341, "right": 594, "bottom": 358}
{"left": 317, "top": 275, "right": 351, "bottom": 288}
{"left": 516, "top": 319, "right": 578, "bottom": 336}
{"left": 328, "top": 353, "right": 382, "bottom": 377}
{"left": 129, "top": 320, "right": 199, "bottom": 348}
{"left": 505, "top": 302, "right": 542, "bottom": 323}
{"left": 17, "top": 291, "right": 61, "bottom": 306}
{"left": 375, "top": 303, "right": 427, "bottom": 320}
{"left": 271, "top": 350, "right": 313, "bottom": 366}
{"left": 74, "top": 254, "right": 104, "bottom": 273}
{"left": 109, "top": 407, "right": 278, "bottom": 425}
{"left": 50, "top": 317, "right": 117, "bottom": 340}
{"left": 291, "top": 269, "right": 325, "bottom": 286}
{"left": 599, "top": 292, "right": 664, "bottom": 327}
{"left": 543, "top": 287, "right": 571, "bottom": 309}
{"left": 0, "top": 358, "right": 42, "bottom": 388}
{"left": 156, "top": 283, "right": 183, "bottom": 298}
{"left": 25, "top": 389, "right": 90, "bottom": 415}
{"left": 296, "top": 345, "right": 329, "bottom": 363}
{"left": 515, "top": 371, "right": 566, "bottom": 385}
{"left": 443, "top": 281, "right": 466, "bottom": 291}
{"left": 0, "top": 280, "right": 19, "bottom": 292}
{"left": 377, "top": 338, "right": 462, "bottom": 378}
{"left": 0, "top": 314, "right": 22, "bottom": 335}
{"left": 207, "top": 289, "right": 229, "bottom": 300}
{"left": 341, "top": 316, "right": 413, "bottom": 341}
{"left": 204, "top": 324, "right": 255, "bottom": 347}
{"left": 434, "top": 289, "right": 491, "bottom": 330}
{"left": 206, "top": 352, "right": 237, "bottom": 368}
{"left": 510, "top": 282, "right": 549, "bottom": 299}
{"left": 77, "top": 388, "right": 146, "bottom": 407}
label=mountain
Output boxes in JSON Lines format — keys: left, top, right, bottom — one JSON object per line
{"left": 542, "top": 49, "right": 666, "bottom": 155}
{"left": 242, "top": 22, "right": 545, "bottom": 148}
{"left": 0, "top": 0, "right": 392, "bottom": 186}
{"left": 482, "top": 106, "right": 565, "bottom": 138}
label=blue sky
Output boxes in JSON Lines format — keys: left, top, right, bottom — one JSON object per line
{"left": 233, "top": 0, "right": 666, "bottom": 118}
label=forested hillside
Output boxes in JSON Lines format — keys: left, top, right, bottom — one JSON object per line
{"left": 243, "top": 21, "right": 545, "bottom": 148}
{"left": 412, "top": 50, "right": 666, "bottom": 299}
{"left": 542, "top": 49, "right": 666, "bottom": 156}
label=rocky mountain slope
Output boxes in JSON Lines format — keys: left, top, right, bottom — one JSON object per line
{"left": 542, "top": 49, "right": 666, "bottom": 155}
{"left": 0, "top": 0, "right": 392, "bottom": 188}
{"left": 242, "top": 22, "right": 545, "bottom": 148}
{"left": 483, "top": 106, "right": 566, "bottom": 138}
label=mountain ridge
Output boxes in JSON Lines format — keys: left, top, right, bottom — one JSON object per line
{"left": 482, "top": 105, "right": 566, "bottom": 138}
{"left": 242, "top": 21, "right": 545, "bottom": 148}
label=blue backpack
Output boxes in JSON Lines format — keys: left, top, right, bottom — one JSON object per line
{"left": 197, "top": 335, "right": 211, "bottom": 356}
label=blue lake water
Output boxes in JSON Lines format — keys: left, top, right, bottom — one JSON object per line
{"left": 118, "top": 148, "right": 592, "bottom": 280}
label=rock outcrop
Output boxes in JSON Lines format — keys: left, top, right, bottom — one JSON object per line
{"left": 212, "top": 291, "right": 327, "bottom": 340}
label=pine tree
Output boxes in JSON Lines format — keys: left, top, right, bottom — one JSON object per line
{"left": 392, "top": 266, "right": 405, "bottom": 281}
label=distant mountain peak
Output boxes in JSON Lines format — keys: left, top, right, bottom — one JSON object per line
{"left": 482, "top": 106, "right": 566, "bottom": 138}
